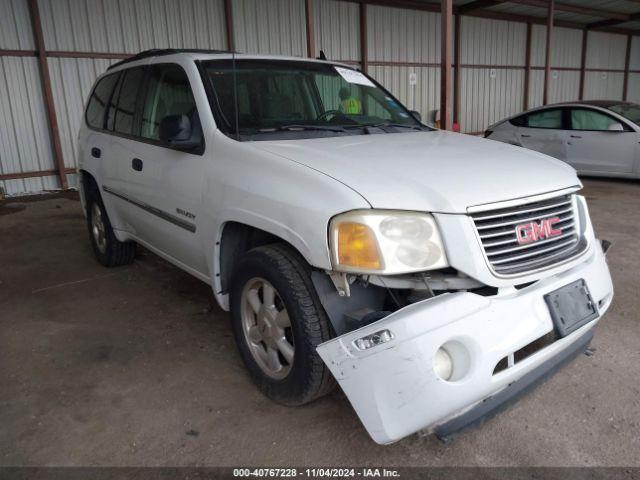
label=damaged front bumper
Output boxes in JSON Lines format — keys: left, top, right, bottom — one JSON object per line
{"left": 316, "top": 241, "right": 613, "bottom": 444}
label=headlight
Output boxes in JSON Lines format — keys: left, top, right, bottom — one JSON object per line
{"left": 329, "top": 210, "right": 449, "bottom": 274}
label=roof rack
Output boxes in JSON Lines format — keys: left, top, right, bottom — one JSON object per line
{"left": 107, "top": 48, "right": 233, "bottom": 70}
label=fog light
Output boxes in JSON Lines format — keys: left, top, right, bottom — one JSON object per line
{"left": 354, "top": 329, "right": 394, "bottom": 350}
{"left": 434, "top": 347, "right": 453, "bottom": 380}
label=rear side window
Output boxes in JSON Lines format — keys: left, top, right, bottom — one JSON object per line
{"left": 509, "top": 115, "right": 527, "bottom": 127}
{"left": 524, "top": 109, "right": 563, "bottom": 129}
{"left": 112, "top": 67, "right": 145, "bottom": 135}
{"left": 85, "top": 73, "right": 119, "bottom": 129}
{"left": 141, "top": 64, "right": 198, "bottom": 140}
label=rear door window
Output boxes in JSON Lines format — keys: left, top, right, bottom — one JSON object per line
{"left": 85, "top": 73, "right": 120, "bottom": 129}
{"left": 112, "top": 67, "right": 145, "bottom": 136}
{"left": 525, "top": 109, "right": 563, "bottom": 129}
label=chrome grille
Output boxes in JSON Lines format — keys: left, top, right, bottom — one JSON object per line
{"left": 470, "top": 194, "right": 586, "bottom": 275}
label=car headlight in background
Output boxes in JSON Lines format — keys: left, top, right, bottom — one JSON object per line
{"left": 329, "top": 210, "right": 449, "bottom": 274}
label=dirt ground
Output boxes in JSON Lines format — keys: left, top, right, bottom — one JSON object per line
{"left": 1, "top": 178, "right": 639, "bottom": 467}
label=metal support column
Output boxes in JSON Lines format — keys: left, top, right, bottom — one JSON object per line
{"left": 441, "top": 0, "right": 454, "bottom": 130}
{"left": 27, "top": 0, "right": 68, "bottom": 189}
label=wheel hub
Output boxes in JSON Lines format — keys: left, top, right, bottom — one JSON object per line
{"left": 91, "top": 203, "right": 107, "bottom": 254}
{"left": 240, "top": 278, "right": 294, "bottom": 379}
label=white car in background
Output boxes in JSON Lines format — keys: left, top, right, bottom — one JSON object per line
{"left": 485, "top": 101, "right": 640, "bottom": 179}
{"left": 78, "top": 50, "right": 614, "bottom": 444}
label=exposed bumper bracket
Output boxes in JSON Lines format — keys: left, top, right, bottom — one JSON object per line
{"left": 434, "top": 330, "right": 594, "bottom": 442}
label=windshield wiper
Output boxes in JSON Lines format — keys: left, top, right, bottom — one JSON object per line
{"left": 258, "top": 124, "right": 347, "bottom": 133}
{"left": 350, "top": 122, "right": 424, "bottom": 131}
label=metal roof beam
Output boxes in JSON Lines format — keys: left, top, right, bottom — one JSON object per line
{"left": 334, "top": 1, "right": 640, "bottom": 36}
{"left": 457, "top": 0, "right": 507, "bottom": 14}
{"left": 588, "top": 12, "right": 640, "bottom": 30}
{"left": 508, "top": 0, "right": 630, "bottom": 21}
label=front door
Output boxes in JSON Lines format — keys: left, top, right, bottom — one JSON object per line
{"left": 124, "top": 63, "right": 208, "bottom": 276}
{"left": 566, "top": 107, "right": 637, "bottom": 174}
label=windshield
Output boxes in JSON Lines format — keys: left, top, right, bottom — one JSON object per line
{"left": 201, "top": 59, "right": 428, "bottom": 140}
{"left": 607, "top": 103, "right": 640, "bottom": 126}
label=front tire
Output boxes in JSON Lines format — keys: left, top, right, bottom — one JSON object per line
{"left": 230, "top": 244, "right": 335, "bottom": 406}
{"left": 86, "top": 188, "right": 136, "bottom": 267}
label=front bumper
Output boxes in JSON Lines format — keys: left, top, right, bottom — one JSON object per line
{"left": 316, "top": 241, "right": 613, "bottom": 444}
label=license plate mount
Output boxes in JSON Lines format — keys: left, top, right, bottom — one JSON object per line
{"left": 544, "top": 279, "right": 598, "bottom": 338}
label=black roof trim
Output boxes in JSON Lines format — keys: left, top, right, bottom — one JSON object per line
{"left": 107, "top": 48, "right": 233, "bottom": 70}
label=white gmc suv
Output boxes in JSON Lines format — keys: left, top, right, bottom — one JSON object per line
{"left": 78, "top": 49, "right": 614, "bottom": 444}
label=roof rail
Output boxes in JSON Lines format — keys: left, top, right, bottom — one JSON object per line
{"left": 107, "top": 48, "right": 233, "bottom": 70}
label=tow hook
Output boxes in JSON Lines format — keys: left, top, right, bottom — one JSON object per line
{"left": 600, "top": 239, "right": 612, "bottom": 256}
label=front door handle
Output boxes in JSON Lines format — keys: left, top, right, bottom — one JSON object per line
{"left": 132, "top": 158, "right": 143, "bottom": 171}
{"left": 91, "top": 147, "right": 101, "bottom": 158}
{"left": 570, "top": 135, "right": 582, "bottom": 139}
{"left": 521, "top": 134, "right": 531, "bottom": 138}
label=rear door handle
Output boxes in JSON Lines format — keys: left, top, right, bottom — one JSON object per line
{"left": 132, "top": 158, "right": 143, "bottom": 171}
{"left": 521, "top": 134, "right": 531, "bottom": 138}
{"left": 91, "top": 147, "right": 101, "bottom": 158}
{"left": 570, "top": 135, "right": 582, "bottom": 138}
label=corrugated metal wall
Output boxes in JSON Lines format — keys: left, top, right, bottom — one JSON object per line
{"left": 629, "top": 74, "right": 640, "bottom": 103}
{"left": 233, "top": 0, "right": 306, "bottom": 56}
{"left": 1, "top": 0, "right": 639, "bottom": 195}
{"left": 314, "top": 0, "right": 360, "bottom": 63}
{"left": 366, "top": 5, "right": 441, "bottom": 124}
{"left": 38, "top": 0, "right": 228, "bottom": 191}
{"left": 528, "top": 70, "right": 581, "bottom": 107}
{"left": 583, "top": 31, "right": 627, "bottom": 101}
{"left": 0, "top": 57, "right": 58, "bottom": 195}
{"left": 629, "top": 36, "right": 640, "bottom": 103}
{"left": 529, "top": 26, "right": 584, "bottom": 108}
{"left": 48, "top": 58, "right": 118, "bottom": 169}
{"left": 0, "top": 0, "right": 34, "bottom": 49}
{"left": 459, "top": 17, "right": 526, "bottom": 133}
{"left": 38, "top": 0, "right": 228, "bottom": 52}
{"left": 631, "top": 36, "right": 640, "bottom": 71}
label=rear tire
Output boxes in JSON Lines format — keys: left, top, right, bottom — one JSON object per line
{"left": 230, "top": 243, "right": 335, "bottom": 406}
{"left": 86, "top": 187, "right": 136, "bottom": 267}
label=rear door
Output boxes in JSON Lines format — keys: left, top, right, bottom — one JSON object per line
{"left": 565, "top": 107, "right": 637, "bottom": 174}
{"left": 515, "top": 108, "right": 568, "bottom": 161}
{"left": 100, "top": 66, "right": 147, "bottom": 231}
{"left": 82, "top": 71, "right": 126, "bottom": 226}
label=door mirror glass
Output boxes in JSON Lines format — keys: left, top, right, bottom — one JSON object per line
{"left": 159, "top": 114, "right": 198, "bottom": 148}
{"left": 409, "top": 110, "right": 422, "bottom": 122}
{"left": 607, "top": 122, "right": 624, "bottom": 131}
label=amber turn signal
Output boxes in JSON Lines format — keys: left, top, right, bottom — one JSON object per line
{"left": 337, "top": 222, "right": 382, "bottom": 270}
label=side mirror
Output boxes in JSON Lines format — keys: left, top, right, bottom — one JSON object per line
{"left": 409, "top": 110, "right": 422, "bottom": 122}
{"left": 159, "top": 114, "right": 200, "bottom": 149}
{"left": 607, "top": 122, "right": 624, "bottom": 131}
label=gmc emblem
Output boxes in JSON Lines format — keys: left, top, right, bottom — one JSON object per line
{"left": 515, "top": 217, "right": 562, "bottom": 245}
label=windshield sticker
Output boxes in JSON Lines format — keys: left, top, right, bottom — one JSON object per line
{"left": 334, "top": 66, "right": 375, "bottom": 87}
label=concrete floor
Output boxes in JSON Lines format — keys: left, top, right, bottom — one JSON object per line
{"left": 0, "top": 179, "right": 639, "bottom": 467}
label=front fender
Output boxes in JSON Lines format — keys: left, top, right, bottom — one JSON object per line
{"left": 201, "top": 136, "right": 371, "bottom": 310}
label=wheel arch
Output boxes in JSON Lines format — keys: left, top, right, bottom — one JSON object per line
{"left": 78, "top": 169, "right": 99, "bottom": 217}
{"left": 213, "top": 220, "right": 324, "bottom": 311}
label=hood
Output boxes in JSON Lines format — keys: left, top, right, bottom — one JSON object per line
{"left": 253, "top": 130, "right": 581, "bottom": 213}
